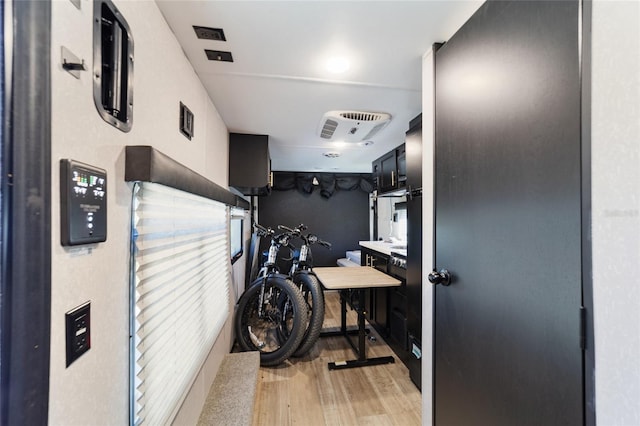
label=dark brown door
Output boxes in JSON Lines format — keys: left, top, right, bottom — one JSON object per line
{"left": 434, "top": 1, "right": 584, "bottom": 425}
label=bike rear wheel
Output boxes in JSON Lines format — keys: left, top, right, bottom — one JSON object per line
{"left": 235, "top": 275, "right": 308, "bottom": 366}
{"left": 291, "top": 272, "right": 325, "bottom": 357}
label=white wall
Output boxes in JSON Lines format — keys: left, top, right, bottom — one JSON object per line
{"left": 50, "top": 1, "right": 238, "bottom": 424}
{"left": 420, "top": 47, "right": 435, "bottom": 426}
{"left": 592, "top": 1, "right": 640, "bottom": 425}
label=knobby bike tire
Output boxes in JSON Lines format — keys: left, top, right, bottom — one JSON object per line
{"left": 234, "top": 275, "right": 308, "bottom": 366}
{"left": 291, "top": 272, "right": 325, "bottom": 357}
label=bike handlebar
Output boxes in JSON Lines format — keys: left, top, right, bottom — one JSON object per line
{"left": 277, "top": 224, "right": 308, "bottom": 235}
{"left": 277, "top": 224, "right": 296, "bottom": 234}
{"left": 276, "top": 224, "right": 331, "bottom": 250}
{"left": 254, "top": 223, "right": 274, "bottom": 237}
{"left": 318, "top": 240, "right": 332, "bottom": 249}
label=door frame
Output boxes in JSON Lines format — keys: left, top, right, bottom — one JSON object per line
{"left": 579, "top": 1, "right": 595, "bottom": 424}
{"left": 1, "top": 1, "right": 52, "bottom": 424}
{"left": 423, "top": 1, "right": 595, "bottom": 424}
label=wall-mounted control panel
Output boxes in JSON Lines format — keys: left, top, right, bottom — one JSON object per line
{"left": 65, "top": 301, "right": 91, "bottom": 367}
{"left": 60, "top": 159, "right": 107, "bottom": 246}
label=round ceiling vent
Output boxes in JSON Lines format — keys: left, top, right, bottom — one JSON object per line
{"left": 323, "top": 152, "right": 340, "bottom": 158}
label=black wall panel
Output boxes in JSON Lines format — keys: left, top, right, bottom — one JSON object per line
{"left": 258, "top": 187, "right": 369, "bottom": 268}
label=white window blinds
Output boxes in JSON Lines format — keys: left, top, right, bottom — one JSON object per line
{"left": 130, "top": 182, "right": 230, "bottom": 426}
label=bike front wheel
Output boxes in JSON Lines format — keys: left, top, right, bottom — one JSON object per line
{"left": 234, "top": 275, "right": 308, "bottom": 366}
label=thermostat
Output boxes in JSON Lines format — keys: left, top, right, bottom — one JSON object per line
{"left": 60, "top": 159, "right": 107, "bottom": 246}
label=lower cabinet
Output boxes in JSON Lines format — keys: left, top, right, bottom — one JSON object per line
{"left": 360, "top": 249, "right": 410, "bottom": 350}
{"left": 360, "top": 247, "right": 415, "bottom": 377}
{"left": 389, "top": 288, "right": 408, "bottom": 350}
{"left": 373, "top": 287, "right": 389, "bottom": 336}
{"left": 360, "top": 248, "right": 390, "bottom": 335}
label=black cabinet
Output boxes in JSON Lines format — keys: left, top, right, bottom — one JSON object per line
{"left": 372, "top": 144, "right": 406, "bottom": 194}
{"left": 405, "top": 114, "right": 422, "bottom": 191}
{"left": 406, "top": 113, "right": 423, "bottom": 390}
{"left": 397, "top": 144, "right": 407, "bottom": 188}
{"left": 229, "top": 133, "right": 272, "bottom": 195}
{"left": 373, "top": 151, "right": 395, "bottom": 193}
{"left": 360, "top": 248, "right": 390, "bottom": 334}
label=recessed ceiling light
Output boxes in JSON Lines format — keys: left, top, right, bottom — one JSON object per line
{"left": 326, "top": 57, "right": 350, "bottom": 74}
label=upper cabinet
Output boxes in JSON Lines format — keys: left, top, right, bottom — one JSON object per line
{"left": 229, "top": 133, "right": 272, "bottom": 195}
{"left": 373, "top": 144, "right": 406, "bottom": 194}
{"left": 372, "top": 113, "right": 421, "bottom": 195}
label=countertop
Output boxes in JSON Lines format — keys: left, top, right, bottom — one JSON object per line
{"left": 359, "top": 240, "right": 407, "bottom": 257}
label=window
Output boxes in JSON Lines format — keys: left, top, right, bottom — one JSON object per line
{"left": 230, "top": 210, "right": 244, "bottom": 264}
{"left": 130, "top": 182, "right": 230, "bottom": 425}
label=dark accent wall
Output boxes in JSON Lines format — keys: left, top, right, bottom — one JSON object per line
{"left": 258, "top": 186, "right": 370, "bottom": 268}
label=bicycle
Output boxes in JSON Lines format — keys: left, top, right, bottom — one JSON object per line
{"left": 234, "top": 224, "right": 308, "bottom": 366}
{"left": 278, "top": 224, "right": 331, "bottom": 357}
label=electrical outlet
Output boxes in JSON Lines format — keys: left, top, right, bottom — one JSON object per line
{"left": 65, "top": 302, "right": 91, "bottom": 367}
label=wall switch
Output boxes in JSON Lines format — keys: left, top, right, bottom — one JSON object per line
{"left": 65, "top": 302, "right": 91, "bottom": 367}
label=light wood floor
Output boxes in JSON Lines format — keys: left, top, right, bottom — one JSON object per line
{"left": 252, "top": 291, "right": 422, "bottom": 426}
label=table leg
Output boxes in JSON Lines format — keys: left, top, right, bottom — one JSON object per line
{"left": 340, "top": 289, "right": 347, "bottom": 333}
{"left": 357, "top": 289, "right": 366, "bottom": 360}
{"left": 327, "top": 288, "right": 395, "bottom": 370}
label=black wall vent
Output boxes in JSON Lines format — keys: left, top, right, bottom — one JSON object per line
{"left": 179, "top": 102, "right": 194, "bottom": 140}
{"left": 93, "top": 0, "right": 134, "bottom": 132}
{"left": 193, "top": 26, "right": 226, "bottom": 41}
{"left": 205, "top": 49, "right": 233, "bottom": 62}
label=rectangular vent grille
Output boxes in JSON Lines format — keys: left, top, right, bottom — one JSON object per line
{"left": 193, "top": 26, "right": 226, "bottom": 41}
{"left": 205, "top": 49, "right": 234, "bottom": 62}
{"left": 340, "top": 112, "right": 382, "bottom": 122}
{"left": 320, "top": 119, "right": 339, "bottom": 139}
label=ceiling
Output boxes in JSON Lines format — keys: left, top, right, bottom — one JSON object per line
{"left": 155, "top": 1, "right": 483, "bottom": 173}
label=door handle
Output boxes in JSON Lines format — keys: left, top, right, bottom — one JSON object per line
{"left": 428, "top": 269, "right": 451, "bottom": 286}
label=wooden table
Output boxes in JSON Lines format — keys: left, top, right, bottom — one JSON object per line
{"left": 313, "top": 266, "right": 401, "bottom": 370}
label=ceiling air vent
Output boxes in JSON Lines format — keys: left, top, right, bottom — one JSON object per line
{"left": 193, "top": 26, "right": 226, "bottom": 41}
{"left": 323, "top": 152, "right": 340, "bottom": 158}
{"left": 205, "top": 49, "right": 234, "bottom": 62}
{"left": 339, "top": 111, "right": 383, "bottom": 121}
{"left": 317, "top": 110, "right": 391, "bottom": 142}
{"left": 320, "top": 119, "right": 339, "bottom": 139}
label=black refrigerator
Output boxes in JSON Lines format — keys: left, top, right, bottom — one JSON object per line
{"left": 405, "top": 114, "right": 422, "bottom": 389}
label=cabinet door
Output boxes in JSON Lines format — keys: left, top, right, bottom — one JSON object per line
{"left": 374, "top": 287, "right": 389, "bottom": 335}
{"left": 371, "top": 252, "right": 389, "bottom": 333}
{"left": 379, "top": 151, "right": 397, "bottom": 193}
{"left": 396, "top": 144, "right": 407, "bottom": 189}
{"left": 372, "top": 159, "right": 382, "bottom": 192}
{"left": 229, "top": 133, "right": 271, "bottom": 195}
{"left": 360, "top": 250, "right": 373, "bottom": 321}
